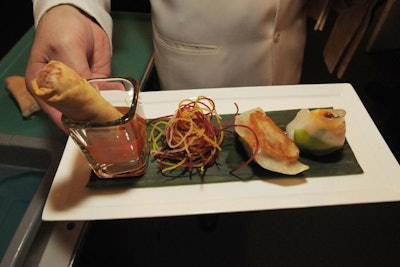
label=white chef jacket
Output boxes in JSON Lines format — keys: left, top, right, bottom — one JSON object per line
{"left": 33, "top": 0, "right": 307, "bottom": 90}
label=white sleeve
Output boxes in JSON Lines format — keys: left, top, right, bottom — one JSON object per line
{"left": 32, "top": 0, "right": 113, "bottom": 41}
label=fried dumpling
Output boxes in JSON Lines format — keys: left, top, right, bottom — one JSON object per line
{"left": 286, "top": 108, "right": 346, "bottom": 156}
{"left": 235, "top": 107, "right": 309, "bottom": 175}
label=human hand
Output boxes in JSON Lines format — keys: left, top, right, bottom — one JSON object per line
{"left": 25, "top": 4, "right": 112, "bottom": 132}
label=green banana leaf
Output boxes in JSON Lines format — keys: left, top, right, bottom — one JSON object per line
{"left": 88, "top": 109, "right": 363, "bottom": 188}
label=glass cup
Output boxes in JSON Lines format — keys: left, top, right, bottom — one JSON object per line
{"left": 62, "top": 77, "right": 149, "bottom": 178}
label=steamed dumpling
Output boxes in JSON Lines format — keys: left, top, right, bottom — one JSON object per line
{"left": 235, "top": 108, "right": 309, "bottom": 175}
{"left": 286, "top": 109, "right": 346, "bottom": 156}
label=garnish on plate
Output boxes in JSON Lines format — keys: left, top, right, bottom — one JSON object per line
{"left": 148, "top": 96, "right": 256, "bottom": 178}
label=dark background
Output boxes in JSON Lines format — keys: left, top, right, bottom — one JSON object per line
{"left": 1, "top": 1, "right": 400, "bottom": 266}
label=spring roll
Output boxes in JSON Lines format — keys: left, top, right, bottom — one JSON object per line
{"left": 6, "top": 75, "right": 41, "bottom": 117}
{"left": 31, "top": 60, "right": 122, "bottom": 123}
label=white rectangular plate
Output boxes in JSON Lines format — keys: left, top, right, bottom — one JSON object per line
{"left": 42, "top": 84, "right": 400, "bottom": 221}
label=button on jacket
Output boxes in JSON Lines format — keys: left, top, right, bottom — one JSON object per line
{"left": 33, "top": 0, "right": 307, "bottom": 90}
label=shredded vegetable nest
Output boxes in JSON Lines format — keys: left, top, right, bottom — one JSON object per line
{"left": 148, "top": 96, "right": 258, "bottom": 177}
{"left": 149, "top": 96, "right": 226, "bottom": 175}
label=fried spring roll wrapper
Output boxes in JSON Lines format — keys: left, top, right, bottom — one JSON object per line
{"left": 6, "top": 75, "right": 41, "bottom": 117}
{"left": 31, "top": 60, "right": 122, "bottom": 123}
